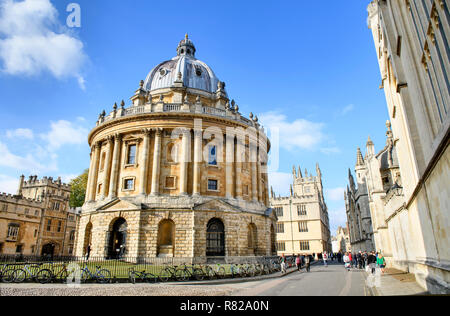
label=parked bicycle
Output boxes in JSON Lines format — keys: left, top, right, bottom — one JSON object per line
{"left": 80, "top": 263, "right": 111, "bottom": 283}
{"left": 13, "top": 262, "right": 52, "bottom": 284}
{"left": 128, "top": 267, "right": 158, "bottom": 284}
{"left": 159, "top": 264, "right": 180, "bottom": 282}
{"left": 204, "top": 263, "right": 226, "bottom": 279}
{"left": 175, "top": 263, "right": 205, "bottom": 281}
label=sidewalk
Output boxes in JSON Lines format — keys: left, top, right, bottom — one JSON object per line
{"left": 365, "top": 267, "right": 428, "bottom": 296}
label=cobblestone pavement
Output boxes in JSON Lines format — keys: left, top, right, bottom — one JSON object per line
{"left": 0, "top": 283, "right": 234, "bottom": 296}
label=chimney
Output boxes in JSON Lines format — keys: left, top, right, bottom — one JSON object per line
{"left": 16, "top": 175, "right": 25, "bottom": 196}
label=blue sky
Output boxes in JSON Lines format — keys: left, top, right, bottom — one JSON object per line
{"left": 0, "top": 0, "right": 390, "bottom": 234}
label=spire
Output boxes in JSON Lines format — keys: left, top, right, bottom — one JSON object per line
{"left": 316, "top": 163, "right": 321, "bottom": 178}
{"left": 304, "top": 168, "right": 308, "bottom": 177}
{"left": 298, "top": 166, "right": 302, "bottom": 178}
{"left": 356, "top": 148, "right": 364, "bottom": 166}
{"left": 366, "top": 135, "right": 375, "bottom": 157}
{"left": 292, "top": 165, "right": 297, "bottom": 178}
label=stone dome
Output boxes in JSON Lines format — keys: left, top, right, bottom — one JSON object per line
{"left": 143, "top": 34, "right": 227, "bottom": 96}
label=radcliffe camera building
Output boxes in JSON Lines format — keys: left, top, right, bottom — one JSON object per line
{"left": 347, "top": 1, "right": 450, "bottom": 294}
{"left": 75, "top": 35, "right": 276, "bottom": 259}
{"left": 270, "top": 164, "right": 331, "bottom": 256}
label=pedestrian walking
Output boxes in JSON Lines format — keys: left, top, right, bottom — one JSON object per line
{"left": 368, "top": 251, "right": 377, "bottom": 274}
{"left": 296, "top": 254, "right": 302, "bottom": 272}
{"left": 377, "top": 253, "right": 386, "bottom": 274}
{"left": 348, "top": 252, "right": 353, "bottom": 268}
{"left": 280, "top": 254, "right": 286, "bottom": 274}
{"left": 86, "top": 244, "right": 91, "bottom": 261}
{"left": 343, "top": 252, "right": 351, "bottom": 271}
{"left": 305, "top": 254, "right": 311, "bottom": 272}
{"left": 323, "top": 251, "right": 328, "bottom": 267}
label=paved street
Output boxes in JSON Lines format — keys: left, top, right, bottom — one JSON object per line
{"left": 226, "top": 261, "right": 367, "bottom": 296}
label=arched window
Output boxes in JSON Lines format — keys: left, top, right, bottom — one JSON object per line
{"left": 206, "top": 218, "right": 225, "bottom": 256}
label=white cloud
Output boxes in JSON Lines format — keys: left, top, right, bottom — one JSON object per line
{"left": 326, "top": 187, "right": 345, "bottom": 202}
{"left": 0, "top": 174, "right": 19, "bottom": 194}
{"left": 259, "top": 111, "right": 325, "bottom": 151}
{"left": 341, "top": 104, "right": 354, "bottom": 115}
{"left": 40, "top": 120, "right": 88, "bottom": 151}
{"left": 0, "top": 141, "right": 48, "bottom": 172}
{"left": 6, "top": 128, "right": 33, "bottom": 139}
{"left": 320, "top": 147, "right": 341, "bottom": 155}
{"left": 0, "top": 0, "right": 87, "bottom": 89}
{"left": 328, "top": 206, "right": 348, "bottom": 234}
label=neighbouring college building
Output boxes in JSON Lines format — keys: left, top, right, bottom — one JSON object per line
{"left": 270, "top": 164, "right": 331, "bottom": 256}
{"left": 0, "top": 175, "right": 80, "bottom": 257}
{"left": 75, "top": 35, "right": 277, "bottom": 259}
{"left": 355, "top": 1, "right": 450, "bottom": 294}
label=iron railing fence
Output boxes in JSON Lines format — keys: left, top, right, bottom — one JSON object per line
{"left": 0, "top": 255, "right": 288, "bottom": 282}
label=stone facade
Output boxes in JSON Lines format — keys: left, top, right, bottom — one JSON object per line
{"left": 332, "top": 226, "right": 350, "bottom": 253}
{"left": 75, "top": 36, "right": 276, "bottom": 259}
{"left": 366, "top": 1, "right": 449, "bottom": 294}
{"left": 0, "top": 175, "right": 80, "bottom": 256}
{"left": 270, "top": 164, "right": 331, "bottom": 256}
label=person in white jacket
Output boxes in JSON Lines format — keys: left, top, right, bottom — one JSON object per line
{"left": 343, "top": 252, "right": 351, "bottom": 271}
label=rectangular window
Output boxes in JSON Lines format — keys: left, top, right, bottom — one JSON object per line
{"left": 304, "top": 186, "right": 311, "bottom": 193}
{"left": 124, "top": 178, "right": 135, "bottom": 191}
{"left": 34, "top": 229, "right": 38, "bottom": 238}
{"left": 165, "top": 176, "right": 176, "bottom": 189}
{"left": 297, "top": 204, "right": 307, "bottom": 216}
{"left": 208, "top": 145, "right": 217, "bottom": 165}
{"left": 47, "top": 219, "right": 52, "bottom": 231}
{"left": 274, "top": 207, "right": 283, "bottom": 217}
{"left": 70, "top": 230, "right": 75, "bottom": 241}
{"left": 57, "top": 221, "right": 62, "bottom": 233}
{"left": 298, "top": 221, "right": 308, "bottom": 232}
{"left": 15, "top": 245, "right": 23, "bottom": 254}
{"left": 243, "top": 185, "right": 249, "bottom": 196}
{"left": 276, "top": 223, "right": 284, "bottom": 233}
{"left": 277, "top": 242, "right": 285, "bottom": 252}
{"left": 7, "top": 224, "right": 19, "bottom": 241}
{"left": 299, "top": 241, "right": 310, "bottom": 251}
{"left": 208, "top": 179, "right": 218, "bottom": 191}
{"left": 127, "top": 144, "right": 137, "bottom": 165}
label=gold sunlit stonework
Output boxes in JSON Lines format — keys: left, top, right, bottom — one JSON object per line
{"left": 75, "top": 36, "right": 276, "bottom": 258}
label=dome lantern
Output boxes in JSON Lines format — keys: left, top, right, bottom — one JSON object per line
{"left": 177, "top": 33, "right": 196, "bottom": 58}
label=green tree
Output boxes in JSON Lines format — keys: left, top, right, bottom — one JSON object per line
{"left": 69, "top": 169, "right": 89, "bottom": 208}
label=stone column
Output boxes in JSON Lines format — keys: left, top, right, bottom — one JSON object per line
{"left": 257, "top": 148, "right": 263, "bottom": 203}
{"left": 150, "top": 128, "right": 163, "bottom": 196}
{"left": 85, "top": 146, "right": 95, "bottom": 202}
{"left": 100, "top": 136, "right": 114, "bottom": 199}
{"left": 179, "top": 128, "right": 191, "bottom": 195}
{"left": 108, "top": 133, "right": 122, "bottom": 199}
{"left": 225, "top": 133, "right": 235, "bottom": 198}
{"left": 88, "top": 141, "right": 102, "bottom": 202}
{"left": 250, "top": 141, "right": 258, "bottom": 202}
{"left": 235, "top": 133, "right": 243, "bottom": 199}
{"left": 139, "top": 129, "right": 152, "bottom": 195}
{"left": 192, "top": 129, "right": 202, "bottom": 196}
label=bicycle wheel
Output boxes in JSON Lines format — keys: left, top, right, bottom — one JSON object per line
{"left": 58, "top": 270, "right": 69, "bottom": 283}
{"left": 96, "top": 269, "right": 111, "bottom": 284}
{"left": 159, "top": 267, "right": 171, "bottom": 282}
{"left": 13, "top": 269, "right": 26, "bottom": 283}
{"left": 80, "top": 270, "right": 90, "bottom": 283}
{"left": 193, "top": 268, "right": 205, "bottom": 281}
{"left": 36, "top": 269, "right": 52, "bottom": 284}
{"left": 144, "top": 273, "right": 158, "bottom": 283}
{"left": 176, "top": 268, "right": 188, "bottom": 281}
{"left": 129, "top": 271, "right": 137, "bottom": 284}
{"left": 2, "top": 269, "right": 16, "bottom": 283}
{"left": 216, "top": 267, "right": 226, "bottom": 279}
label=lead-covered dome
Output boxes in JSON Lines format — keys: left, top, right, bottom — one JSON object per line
{"left": 143, "top": 35, "right": 227, "bottom": 96}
